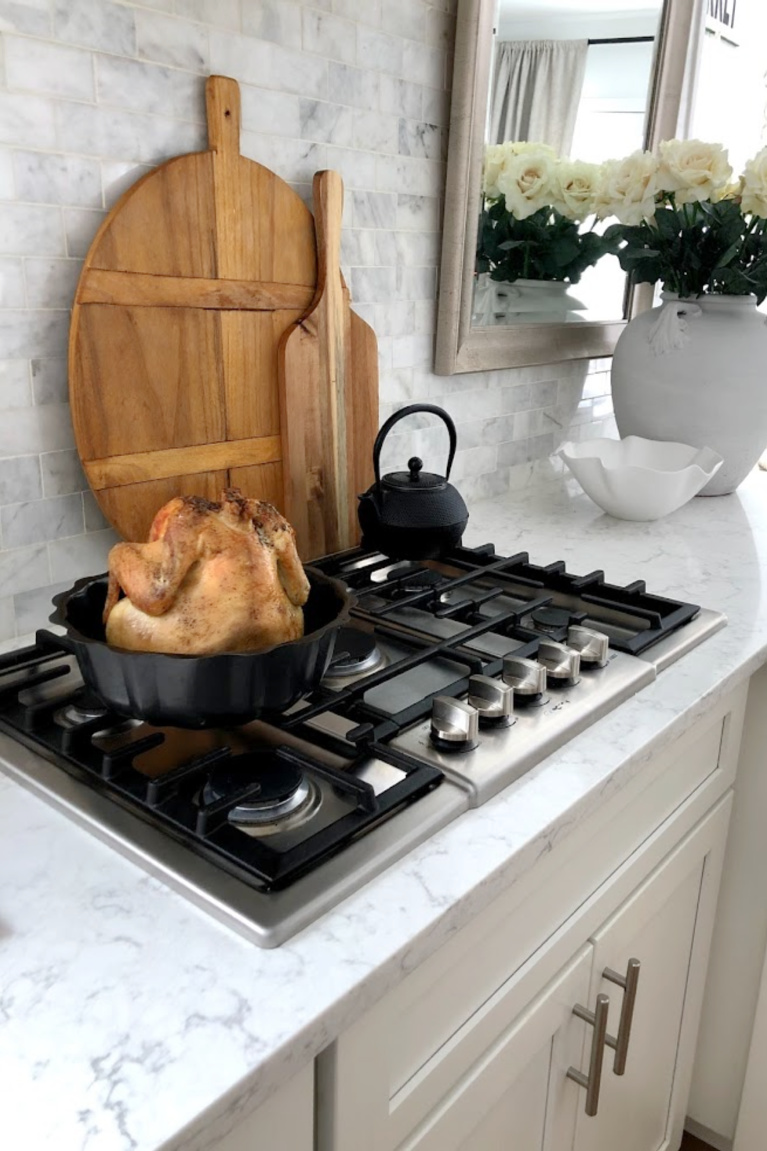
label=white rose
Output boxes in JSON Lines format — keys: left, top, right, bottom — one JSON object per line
{"left": 741, "top": 148, "right": 767, "bottom": 217}
{"left": 483, "top": 141, "right": 557, "bottom": 200}
{"left": 495, "top": 149, "right": 555, "bottom": 220}
{"left": 595, "top": 150, "right": 659, "bottom": 225}
{"left": 656, "top": 138, "right": 732, "bottom": 204}
{"left": 552, "top": 159, "right": 602, "bottom": 221}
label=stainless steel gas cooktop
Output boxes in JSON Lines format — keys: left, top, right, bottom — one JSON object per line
{"left": 0, "top": 543, "right": 726, "bottom": 947}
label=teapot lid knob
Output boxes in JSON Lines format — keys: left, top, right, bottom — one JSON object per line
{"left": 408, "top": 457, "right": 423, "bottom": 481}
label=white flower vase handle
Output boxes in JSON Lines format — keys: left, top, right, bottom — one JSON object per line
{"left": 647, "top": 300, "right": 702, "bottom": 355}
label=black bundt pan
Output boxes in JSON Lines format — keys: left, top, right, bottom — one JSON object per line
{"left": 39, "top": 567, "right": 353, "bottom": 729}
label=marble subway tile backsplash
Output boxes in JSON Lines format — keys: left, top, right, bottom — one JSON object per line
{"left": 0, "top": 0, "right": 615, "bottom": 641}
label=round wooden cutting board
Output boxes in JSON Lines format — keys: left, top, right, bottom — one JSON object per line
{"left": 69, "top": 75, "right": 318, "bottom": 545}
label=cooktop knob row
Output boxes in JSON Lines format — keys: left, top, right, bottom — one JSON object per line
{"left": 430, "top": 696, "right": 479, "bottom": 752}
{"left": 567, "top": 625, "right": 610, "bottom": 667}
{"left": 502, "top": 655, "right": 547, "bottom": 696}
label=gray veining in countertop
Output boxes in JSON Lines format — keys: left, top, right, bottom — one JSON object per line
{"left": 3, "top": 466, "right": 767, "bottom": 1151}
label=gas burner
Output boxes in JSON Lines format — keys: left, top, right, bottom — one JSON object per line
{"left": 370, "top": 561, "right": 419, "bottom": 583}
{"left": 530, "top": 606, "right": 572, "bottom": 633}
{"left": 201, "top": 754, "right": 320, "bottom": 835}
{"left": 390, "top": 570, "right": 445, "bottom": 600}
{"left": 325, "top": 627, "right": 384, "bottom": 679}
{"left": 56, "top": 691, "right": 109, "bottom": 729}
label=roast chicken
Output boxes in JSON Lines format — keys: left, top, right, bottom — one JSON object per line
{"left": 103, "top": 489, "right": 311, "bottom": 655}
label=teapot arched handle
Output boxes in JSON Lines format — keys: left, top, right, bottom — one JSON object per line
{"left": 372, "top": 404, "right": 458, "bottom": 488}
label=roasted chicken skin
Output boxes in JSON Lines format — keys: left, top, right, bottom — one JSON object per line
{"left": 103, "top": 489, "right": 310, "bottom": 655}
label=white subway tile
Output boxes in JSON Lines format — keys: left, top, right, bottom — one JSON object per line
{"left": 63, "top": 207, "right": 105, "bottom": 258}
{"left": 498, "top": 433, "right": 555, "bottom": 468}
{"left": 324, "top": 144, "right": 377, "bottom": 191}
{"left": 13, "top": 580, "right": 69, "bottom": 635}
{"left": 303, "top": 9, "right": 356, "bottom": 63}
{"left": 351, "top": 190, "right": 396, "bottom": 229}
{"left": 240, "top": 132, "right": 325, "bottom": 184}
{"left": 0, "top": 92, "right": 57, "bottom": 150}
{"left": 242, "top": 0, "right": 301, "bottom": 47}
{"left": 351, "top": 266, "right": 395, "bottom": 304}
{"left": 381, "top": 0, "right": 427, "bottom": 42}
{"left": 211, "top": 31, "right": 328, "bottom": 97}
{"left": 394, "top": 230, "right": 440, "bottom": 265}
{"left": 0, "top": 542, "right": 50, "bottom": 596}
{"left": 24, "top": 258, "right": 81, "bottom": 309}
{"left": 0, "top": 153, "right": 13, "bottom": 200}
{"left": 0, "top": 594, "right": 15, "bottom": 641}
{"left": 422, "top": 85, "right": 450, "bottom": 127}
{"left": 13, "top": 152, "right": 102, "bottom": 208}
{"left": 376, "top": 155, "right": 438, "bottom": 196}
{"left": 48, "top": 527, "right": 117, "bottom": 583}
{"left": 328, "top": 62, "right": 378, "bottom": 110}
{"left": 101, "top": 160, "right": 152, "bottom": 209}
{"left": 357, "top": 26, "right": 404, "bottom": 76}
{"left": 396, "top": 192, "right": 441, "bottom": 231}
{"left": 299, "top": 99, "right": 353, "bottom": 145}
{"left": 0, "top": 405, "right": 74, "bottom": 458}
{"left": 0, "top": 0, "right": 50, "bottom": 35}
{"left": 0, "top": 360, "right": 31, "bottom": 409}
{"left": 423, "top": 5, "right": 455, "bottom": 48}
{"left": 83, "top": 490, "right": 109, "bottom": 531}
{"left": 41, "top": 449, "right": 86, "bottom": 497}
{"left": 2, "top": 492, "right": 84, "bottom": 548}
{"left": 334, "top": 0, "right": 380, "bottom": 23}
{"left": 136, "top": 9, "right": 209, "bottom": 72}
{"left": 353, "top": 109, "right": 398, "bottom": 154}
{"left": 449, "top": 444, "right": 498, "bottom": 481}
{"left": 0, "top": 204, "right": 64, "bottom": 256}
{"left": 56, "top": 101, "right": 204, "bottom": 164}
{"left": 30, "top": 359, "right": 67, "bottom": 405}
{"left": 0, "top": 454, "right": 41, "bottom": 504}
{"left": 5, "top": 36, "right": 95, "bottom": 101}
{"left": 341, "top": 228, "right": 377, "bottom": 267}
{"left": 96, "top": 55, "right": 204, "bottom": 121}
{"left": 379, "top": 74, "right": 422, "bottom": 120}
{"left": 395, "top": 264, "right": 436, "bottom": 300}
{"left": 402, "top": 40, "right": 445, "bottom": 89}
{"left": 0, "top": 258, "right": 24, "bottom": 307}
{"left": 391, "top": 332, "right": 432, "bottom": 368}
{"left": 174, "top": 0, "right": 240, "bottom": 30}
{"left": 240, "top": 85, "right": 301, "bottom": 138}
{"left": 398, "top": 119, "right": 442, "bottom": 160}
{"left": 0, "top": 310, "right": 69, "bottom": 360}
{"left": 373, "top": 300, "right": 415, "bottom": 336}
{"left": 53, "top": 0, "right": 136, "bottom": 54}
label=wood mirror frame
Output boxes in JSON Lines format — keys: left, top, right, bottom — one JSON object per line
{"left": 435, "top": 0, "right": 699, "bottom": 375}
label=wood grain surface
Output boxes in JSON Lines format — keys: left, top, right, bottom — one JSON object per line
{"left": 278, "top": 170, "right": 378, "bottom": 557}
{"left": 69, "top": 75, "right": 318, "bottom": 546}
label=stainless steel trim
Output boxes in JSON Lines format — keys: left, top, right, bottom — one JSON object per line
{"left": 603, "top": 958, "right": 641, "bottom": 1075}
{"left": 638, "top": 608, "right": 727, "bottom": 672}
{"left": 568, "top": 993, "right": 610, "bottom": 1117}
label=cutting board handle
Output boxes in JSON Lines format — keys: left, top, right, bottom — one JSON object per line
{"left": 312, "top": 170, "right": 344, "bottom": 306}
{"left": 206, "top": 74, "right": 241, "bottom": 157}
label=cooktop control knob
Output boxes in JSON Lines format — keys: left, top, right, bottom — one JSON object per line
{"left": 468, "top": 675, "right": 515, "bottom": 727}
{"left": 502, "top": 655, "right": 547, "bottom": 697}
{"left": 430, "top": 696, "right": 479, "bottom": 752}
{"left": 567, "top": 625, "right": 609, "bottom": 668}
{"left": 537, "top": 639, "right": 581, "bottom": 682}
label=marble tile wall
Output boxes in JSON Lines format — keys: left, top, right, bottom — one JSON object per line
{"left": 0, "top": 0, "right": 616, "bottom": 641}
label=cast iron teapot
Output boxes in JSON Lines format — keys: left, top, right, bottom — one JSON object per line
{"left": 358, "top": 404, "right": 469, "bottom": 560}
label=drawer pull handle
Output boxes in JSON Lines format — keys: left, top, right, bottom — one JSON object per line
{"left": 567, "top": 993, "right": 610, "bottom": 1116}
{"left": 603, "top": 958, "right": 641, "bottom": 1075}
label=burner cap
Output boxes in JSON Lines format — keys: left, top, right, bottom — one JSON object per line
{"left": 57, "top": 690, "right": 109, "bottom": 729}
{"left": 202, "top": 753, "right": 316, "bottom": 829}
{"left": 531, "top": 606, "right": 571, "bottom": 633}
{"left": 325, "top": 627, "right": 383, "bottom": 679}
{"left": 390, "top": 569, "right": 445, "bottom": 600}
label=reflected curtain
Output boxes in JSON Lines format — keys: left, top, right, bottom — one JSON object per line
{"left": 489, "top": 40, "right": 589, "bottom": 153}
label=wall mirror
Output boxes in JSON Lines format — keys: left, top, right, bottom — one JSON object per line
{"left": 435, "top": 0, "right": 698, "bottom": 374}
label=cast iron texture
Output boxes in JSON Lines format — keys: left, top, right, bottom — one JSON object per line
{"left": 358, "top": 403, "right": 469, "bottom": 560}
{"left": 42, "top": 567, "right": 352, "bottom": 729}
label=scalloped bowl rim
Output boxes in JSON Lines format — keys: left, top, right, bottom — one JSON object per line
{"left": 558, "top": 436, "right": 723, "bottom": 482}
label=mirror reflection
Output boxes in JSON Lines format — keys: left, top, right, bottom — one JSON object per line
{"left": 474, "top": 0, "right": 664, "bottom": 328}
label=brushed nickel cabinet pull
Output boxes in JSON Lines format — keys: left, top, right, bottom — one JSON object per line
{"left": 603, "top": 958, "right": 641, "bottom": 1075}
{"left": 567, "top": 993, "right": 610, "bottom": 1116}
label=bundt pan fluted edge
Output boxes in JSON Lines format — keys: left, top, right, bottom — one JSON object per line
{"left": 40, "top": 567, "right": 353, "bottom": 729}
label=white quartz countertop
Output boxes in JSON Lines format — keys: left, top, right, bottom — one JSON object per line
{"left": 4, "top": 466, "right": 767, "bottom": 1151}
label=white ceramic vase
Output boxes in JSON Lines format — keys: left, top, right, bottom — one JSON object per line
{"left": 473, "top": 275, "right": 586, "bottom": 326}
{"left": 611, "top": 292, "right": 767, "bottom": 495}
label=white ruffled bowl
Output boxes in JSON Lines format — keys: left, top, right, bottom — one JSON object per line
{"left": 558, "top": 436, "right": 724, "bottom": 521}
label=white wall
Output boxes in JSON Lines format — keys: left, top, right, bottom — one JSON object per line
{"left": 0, "top": 0, "right": 616, "bottom": 643}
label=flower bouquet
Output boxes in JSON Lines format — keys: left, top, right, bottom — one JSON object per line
{"left": 477, "top": 142, "right": 616, "bottom": 287}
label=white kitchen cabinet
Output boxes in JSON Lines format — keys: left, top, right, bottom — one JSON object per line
{"left": 317, "top": 684, "right": 745, "bottom": 1151}
{"left": 193, "top": 1063, "right": 313, "bottom": 1151}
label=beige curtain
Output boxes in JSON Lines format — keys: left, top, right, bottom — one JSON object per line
{"left": 489, "top": 40, "right": 589, "bottom": 153}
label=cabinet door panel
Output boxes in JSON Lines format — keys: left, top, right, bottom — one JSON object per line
{"left": 572, "top": 797, "right": 732, "bottom": 1151}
